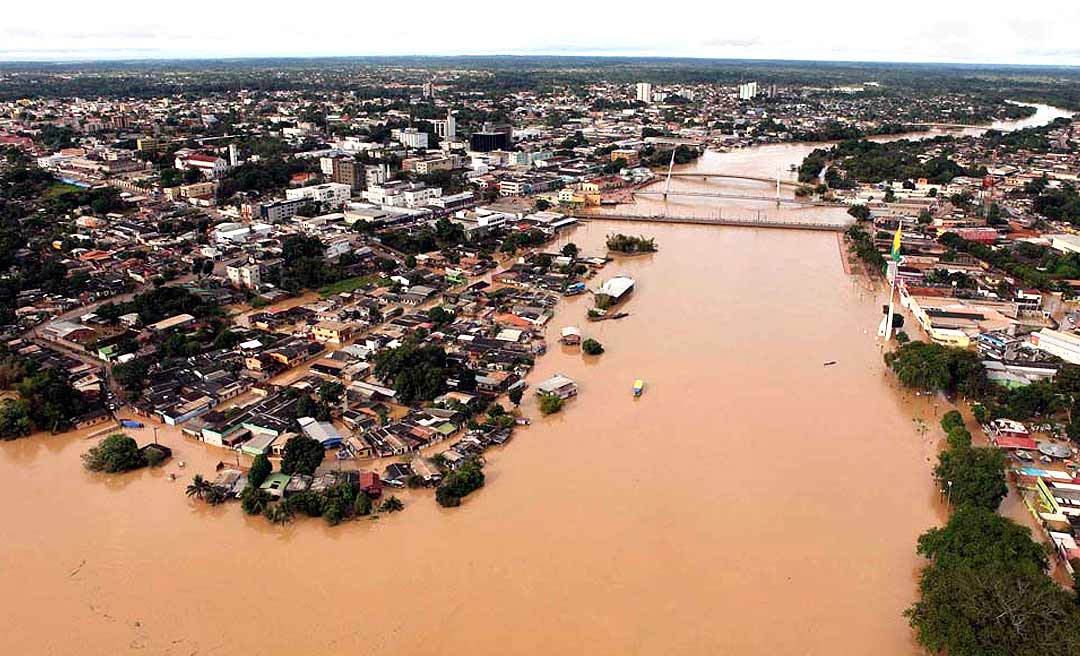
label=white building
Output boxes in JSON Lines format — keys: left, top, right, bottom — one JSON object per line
{"left": 213, "top": 222, "right": 273, "bottom": 245}
{"left": 395, "top": 127, "right": 429, "bottom": 149}
{"left": 1031, "top": 329, "right": 1080, "bottom": 365}
{"left": 226, "top": 262, "right": 262, "bottom": 289}
{"left": 174, "top": 151, "right": 229, "bottom": 179}
{"left": 402, "top": 186, "right": 443, "bottom": 208}
{"left": 285, "top": 183, "right": 353, "bottom": 210}
{"left": 431, "top": 112, "right": 456, "bottom": 139}
{"left": 635, "top": 82, "right": 653, "bottom": 104}
{"left": 738, "top": 82, "right": 759, "bottom": 100}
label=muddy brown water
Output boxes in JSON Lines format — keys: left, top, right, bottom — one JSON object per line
{"left": 0, "top": 106, "right": 1068, "bottom": 655}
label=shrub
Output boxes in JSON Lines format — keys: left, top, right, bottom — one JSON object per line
{"left": 582, "top": 338, "right": 604, "bottom": 355}
{"left": 539, "top": 393, "right": 564, "bottom": 415}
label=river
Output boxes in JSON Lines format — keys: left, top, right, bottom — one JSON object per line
{"left": 0, "top": 104, "right": 1071, "bottom": 656}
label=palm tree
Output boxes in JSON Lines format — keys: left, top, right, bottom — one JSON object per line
{"left": 186, "top": 474, "right": 212, "bottom": 500}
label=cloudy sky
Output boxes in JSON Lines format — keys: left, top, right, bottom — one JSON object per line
{"left": 3, "top": 0, "right": 1080, "bottom": 65}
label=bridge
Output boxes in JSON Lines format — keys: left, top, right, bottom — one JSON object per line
{"left": 572, "top": 211, "right": 853, "bottom": 232}
{"left": 661, "top": 172, "right": 803, "bottom": 188}
{"left": 632, "top": 189, "right": 845, "bottom": 207}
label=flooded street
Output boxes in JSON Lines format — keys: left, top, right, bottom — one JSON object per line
{"left": 0, "top": 107, "right": 1067, "bottom": 655}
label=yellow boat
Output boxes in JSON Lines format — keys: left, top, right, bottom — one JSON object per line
{"left": 633, "top": 379, "right": 644, "bottom": 397}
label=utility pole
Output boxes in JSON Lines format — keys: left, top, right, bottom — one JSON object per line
{"left": 152, "top": 426, "right": 159, "bottom": 445}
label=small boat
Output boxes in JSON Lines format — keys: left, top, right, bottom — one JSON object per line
{"left": 633, "top": 379, "right": 645, "bottom": 397}
{"left": 1015, "top": 450, "right": 1033, "bottom": 461}
{"left": 823, "top": 361, "right": 837, "bottom": 366}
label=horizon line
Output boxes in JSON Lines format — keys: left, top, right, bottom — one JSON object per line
{"left": 2, "top": 53, "right": 1080, "bottom": 69}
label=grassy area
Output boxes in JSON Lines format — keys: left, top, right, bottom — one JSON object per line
{"left": 318, "top": 274, "right": 389, "bottom": 297}
{"left": 42, "top": 182, "right": 83, "bottom": 199}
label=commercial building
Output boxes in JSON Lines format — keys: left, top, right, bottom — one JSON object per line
{"left": 1031, "top": 329, "right": 1080, "bottom": 365}
{"left": 285, "top": 183, "right": 353, "bottom": 210}
{"left": 395, "top": 127, "right": 429, "bottom": 149}
{"left": 470, "top": 123, "right": 513, "bottom": 152}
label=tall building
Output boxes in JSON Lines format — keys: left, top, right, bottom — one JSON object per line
{"left": 738, "top": 82, "right": 759, "bottom": 100}
{"left": 469, "top": 122, "right": 512, "bottom": 152}
{"left": 328, "top": 157, "right": 363, "bottom": 189}
{"left": 228, "top": 143, "right": 240, "bottom": 167}
{"left": 432, "top": 111, "right": 457, "bottom": 139}
{"left": 636, "top": 82, "right": 653, "bottom": 103}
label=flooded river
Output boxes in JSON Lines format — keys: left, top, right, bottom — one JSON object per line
{"left": 0, "top": 105, "right": 1071, "bottom": 656}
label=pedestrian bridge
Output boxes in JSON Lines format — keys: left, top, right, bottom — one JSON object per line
{"left": 633, "top": 189, "right": 845, "bottom": 207}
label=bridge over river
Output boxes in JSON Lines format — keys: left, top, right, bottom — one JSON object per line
{"left": 572, "top": 212, "right": 853, "bottom": 232}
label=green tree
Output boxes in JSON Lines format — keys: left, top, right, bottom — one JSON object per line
{"left": 907, "top": 559, "right": 1080, "bottom": 656}
{"left": 354, "top": 493, "right": 373, "bottom": 517}
{"left": 240, "top": 485, "right": 270, "bottom": 515}
{"left": 934, "top": 446, "right": 1008, "bottom": 511}
{"left": 539, "top": 393, "right": 564, "bottom": 416}
{"left": 0, "top": 398, "right": 32, "bottom": 440}
{"left": 561, "top": 242, "right": 579, "bottom": 258}
{"left": 582, "top": 338, "right": 605, "bottom": 355}
{"left": 280, "top": 435, "right": 325, "bottom": 476}
{"left": 248, "top": 453, "right": 272, "bottom": 488}
{"left": 436, "top": 457, "right": 486, "bottom": 508}
{"left": 916, "top": 505, "right": 1048, "bottom": 572}
{"left": 378, "top": 496, "right": 405, "bottom": 513}
{"left": 82, "top": 434, "right": 145, "bottom": 473}
{"left": 113, "top": 358, "right": 150, "bottom": 393}
{"left": 186, "top": 474, "right": 213, "bottom": 500}
{"left": 508, "top": 387, "right": 524, "bottom": 406}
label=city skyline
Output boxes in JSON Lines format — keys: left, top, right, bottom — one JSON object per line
{"left": 5, "top": 0, "right": 1080, "bottom": 65}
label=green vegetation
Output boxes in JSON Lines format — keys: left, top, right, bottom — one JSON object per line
{"left": 435, "top": 457, "right": 486, "bottom": 507}
{"left": 934, "top": 446, "right": 1008, "bottom": 511}
{"left": 317, "top": 273, "right": 389, "bottom": 297}
{"left": 907, "top": 513, "right": 1080, "bottom": 656}
{"left": 538, "top": 393, "right": 564, "bottom": 416}
{"left": 906, "top": 407, "right": 1080, "bottom": 655}
{"left": 374, "top": 339, "right": 467, "bottom": 404}
{"left": 379, "top": 217, "right": 466, "bottom": 254}
{"left": 82, "top": 434, "right": 146, "bottom": 473}
{"left": 508, "top": 387, "right": 524, "bottom": 406}
{"left": 248, "top": 453, "right": 272, "bottom": 488}
{"left": 0, "top": 398, "right": 32, "bottom": 439}
{"left": 883, "top": 340, "right": 990, "bottom": 398}
{"left": 582, "top": 338, "right": 605, "bottom": 356}
{"left": 605, "top": 233, "right": 657, "bottom": 254}
{"left": 938, "top": 233, "right": 1080, "bottom": 292}
{"left": 240, "top": 485, "right": 271, "bottom": 515}
{"left": 806, "top": 138, "right": 985, "bottom": 187}
{"left": 845, "top": 224, "right": 885, "bottom": 273}
{"left": 378, "top": 496, "right": 405, "bottom": 513}
{"left": 279, "top": 434, "right": 325, "bottom": 476}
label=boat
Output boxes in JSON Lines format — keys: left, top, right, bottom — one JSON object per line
{"left": 823, "top": 361, "right": 837, "bottom": 366}
{"left": 633, "top": 379, "right": 644, "bottom": 397}
{"left": 1015, "top": 450, "right": 1033, "bottom": 461}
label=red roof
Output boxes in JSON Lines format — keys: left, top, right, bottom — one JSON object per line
{"left": 183, "top": 153, "right": 221, "bottom": 164}
{"left": 993, "top": 436, "right": 1038, "bottom": 450}
{"left": 360, "top": 471, "right": 382, "bottom": 493}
